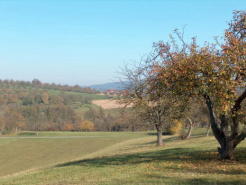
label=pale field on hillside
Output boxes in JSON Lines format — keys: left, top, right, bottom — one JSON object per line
{"left": 92, "top": 99, "right": 131, "bottom": 109}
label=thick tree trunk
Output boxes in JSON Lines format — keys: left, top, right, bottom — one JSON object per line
{"left": 204, "top": 95, "right": 224, "bottom": 144}
{"left": 218, "top": 139, "right": 235, "bottom": 160}
{"left": 155, "top": 124, "right": 163, "bottom": 146}
{"left": 204, "top": 95, "right": 233, "bottom": 159}
{"left": 204, "top": 95, "right": 246, "bottom": 160}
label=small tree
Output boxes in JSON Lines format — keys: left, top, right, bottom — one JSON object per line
{"left": 121, "top": 62, "right": 185, "bottom": 146}
{"left": 3, "top": 108, "right": 26, "bottom": 133}
{"left": 167, "top": 120, "right": 183, "bottom": 135}
{"left": 77, "top": 120, "right": 95, "bottom": 131}
{"left": 135, "top": 99, "right": 179, "bottom": 146}
{"left": 41, "top": 92, "right": 49, "bottom": 104}
{"left": 0, "top": 117, "right": 5, "bottom": 134}
{"left": 63, "top": 123, "right": 74, "bottom": 131}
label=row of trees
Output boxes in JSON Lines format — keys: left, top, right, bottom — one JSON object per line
{"left": 84, "top": 107, "right": 151, "bottom": 131}
{"left": 0, "top": 103, "right": 96, "bottom": 133}
{"left": 0, "top": 81, "right": 97, "bottom": 133}
{"left": 0, "top": 104, "right": 151, "bottom": 133}
{"left": 0, "top": 79, "right": 98, "bottom": 94}
{"left": 0, "top": 90, "right": 91, "bottom": 106}
{"left": 122, "top": 11, "right": 246, "bottom": 159}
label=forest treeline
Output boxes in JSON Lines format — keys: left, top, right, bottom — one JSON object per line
{"left": 0, "top": 79, "right": 98, "bottom": 94}
{"left": 0, "top": 79, "right": 150, "bottom": 133}
{"left": 0, "top": 79, "right": 92, "bottom": 133}
{"left": 0, "top": 79, "right": 209, "bottom": 134}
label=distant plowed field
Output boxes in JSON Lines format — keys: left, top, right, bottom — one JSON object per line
{"left": 92, "top": 99, "right": 130, "bottom": 109}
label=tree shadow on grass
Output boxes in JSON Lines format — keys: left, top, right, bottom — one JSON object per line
{"left": 147, "top": 132, "right": 172, "bottom": 136}
{"left": 92, "top": 175, "right": 246, "bottom": 185}
{"left": 176, "top": 178, "right": 246, "bottom": 185}
{"left": 145, "top": 135, "right": 215, "bottom": 145}
{"left": 110, "top": 175, "right": 246, "bottom": 185}
{"left": 56, "top": 147, "right": 246, "bottom": 176}
{"left": 142, "top": 174, "right": 246, "bottom": 185}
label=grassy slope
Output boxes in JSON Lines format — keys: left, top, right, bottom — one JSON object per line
{"left": 0, "top": 84, "right": 109, "bottom": 121}
{"left": 47, "top": 89, "right": 109, "bottom": 100}
{"left": 0, "top": 131, "right": 245, "bottom": 185}
{"left": 0, "top": 132, "right": 146, "bottom": 178}
{"left": 47, "top": 89, "right": 109, "bottom": 116}
{"left": 16, "top": 131, "right": 146, "bottom": 137}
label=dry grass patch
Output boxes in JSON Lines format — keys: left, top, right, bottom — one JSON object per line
{"left": 92, "top": 99, "right": 130, "bottom": 109}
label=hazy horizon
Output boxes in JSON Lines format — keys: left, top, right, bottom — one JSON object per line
{"left": 0, "top": 77, "right": 121, "bottom": 87}
{"left": 0, "top": 0, "right": 245, "bottom": 86}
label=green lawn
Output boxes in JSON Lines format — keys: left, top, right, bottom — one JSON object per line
{"left": 0, "top": 131, "right": 245, "bottom": 185}
{"left": 47, "top": 89, "right": 109, "bottom": 100}
{"left": 16, "top": 131, "right": 147, "bottom": 137}
{"left": 0, "top": 132, "right": 147, "bottom": 177}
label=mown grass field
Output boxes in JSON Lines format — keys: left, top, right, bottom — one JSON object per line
{"left": 47, "top": 89, "right": 109, "bottom": 101}
{"left": 0, "top": 132, "right": 147, "bottom": 178}
{"left": 0, "top": 130, "right": 245, "bottom": 185}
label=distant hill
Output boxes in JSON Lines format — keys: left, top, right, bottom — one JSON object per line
{"left": 89, "top": 82, "right": 128, "bottom": 91}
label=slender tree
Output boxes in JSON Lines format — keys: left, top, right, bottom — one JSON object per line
{"left": 121, "top": 62, "right": 185, "bottom": 146}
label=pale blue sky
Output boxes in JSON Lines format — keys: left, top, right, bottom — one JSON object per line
{"left": 0, "top": 0, "right": 245, "bottom": 85}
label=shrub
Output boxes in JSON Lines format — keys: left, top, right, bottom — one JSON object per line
{"left": 77, "top": 120, "right": 95, "bottom": 131}
{"left": 167, "top": 120, "right": 183, "bottom": 135}
{"left": 63, "top": 123, "right": 75, "bottom": 131}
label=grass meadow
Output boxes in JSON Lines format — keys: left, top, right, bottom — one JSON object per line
{"left": 0, "top": 130, "right": 245, "bottom": 185}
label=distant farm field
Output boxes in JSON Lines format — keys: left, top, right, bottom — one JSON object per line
{"left": 92, "top": 99, "right": 130, "bottom": 109}
{"left": 47, "top": 89, "right": 109, "bottom": 100}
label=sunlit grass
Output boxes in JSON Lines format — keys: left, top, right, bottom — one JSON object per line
{"left": 0, "top": 132, "right": 148, "bottom": 177}
{"left": 0, "top": 130, "right": 245, "bottom": 185}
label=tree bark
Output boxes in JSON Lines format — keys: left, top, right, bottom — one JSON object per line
{"left": 218, "top": 139, "right": 235, "bottom": 160}
{"left": 204, "top": 95, "right": 225, "bottom": 146}
{"left": 155, "top": 124, "right": 163, "bottom": 146}
{"left": 183, "top": 118, "right": 193, "bottom": 139}
{"left": 204, "top": 95, "right": 234, "bottom": 159}
{"left": 203, "top": 94, "right": 246, "bottom": 160}
{"left": 206, "top": 123, "right": 211, "bottom": 136}
{"left": 216, "top": 116, "right": 246, "bottom": 160}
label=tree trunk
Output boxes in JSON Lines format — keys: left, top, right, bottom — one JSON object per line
{"left": 155, "top": 124, "right": 163, "bottom": 146}
{"left": 157, "top": 130, "right": 163, "bottom": 146}
{"left": 206, "top": 123, "right": 210, "bottom": 136}
{"left": 184, "top": 118, "right": 193, "bottom": 139}
{"left": 204, "top": 95, "right": 243, "bottom": 160}
{"left": 204, "top": 95, "right": 231, "bottom": 159}
{"left": 218, "top": 139, "right": 235, "bottom": 160}
{"left": 203, "top": 92, "right": 246, "bottom": 160}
